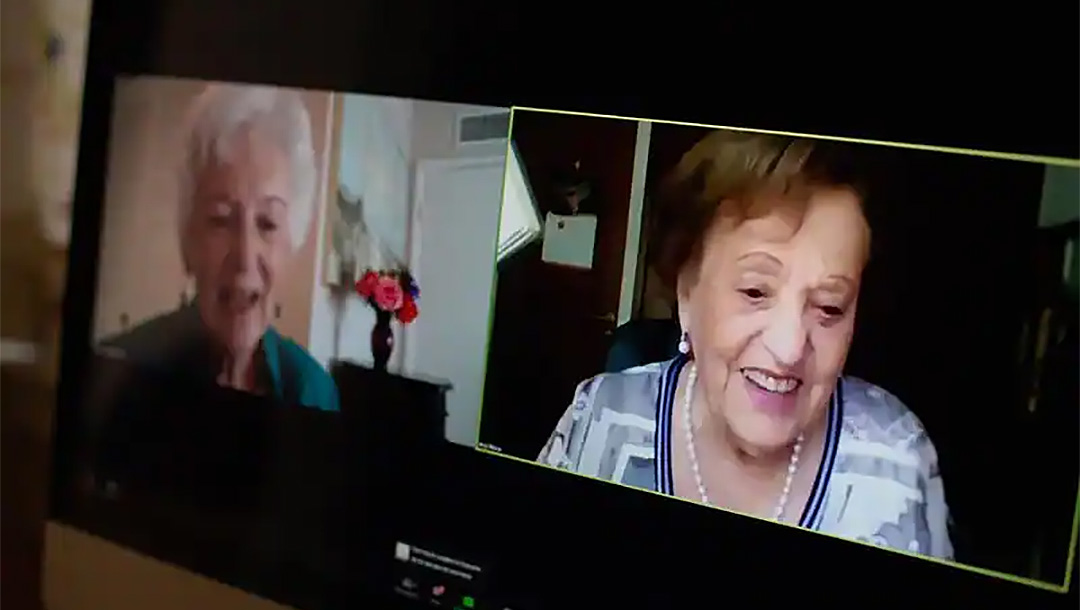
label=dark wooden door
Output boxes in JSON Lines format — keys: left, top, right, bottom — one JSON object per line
{"left": 479, "top": 110, "right": 639, "bottom": 458}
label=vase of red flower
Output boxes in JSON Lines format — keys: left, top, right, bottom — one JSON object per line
{"left": 355, "top": 268, "right": 420, "bottom": 371}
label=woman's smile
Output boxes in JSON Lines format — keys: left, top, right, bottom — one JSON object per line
{"left": 741, "top": 367, "right": 802, "bottom": 415}
{"left": 742, "top": 367, "right": 801, "bottom": 393}
{"left": 216, "top": 285, "right": 263, "bottom": 316}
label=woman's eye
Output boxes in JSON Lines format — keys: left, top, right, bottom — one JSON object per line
{"left": 738, "top": 287, "right": 768, "bottom": 301}
{"left": 257, "top": 217, "right": 279, "bottom": 233}
{"left": 208, "top": 214, "right": 230, "bottom": 228}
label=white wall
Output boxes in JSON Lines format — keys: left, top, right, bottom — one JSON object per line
{"left": 407, "top": 157, "right": 506, "bottom": 446}
{"left": 406, "top": 100, "right": 509, "bottom": 445}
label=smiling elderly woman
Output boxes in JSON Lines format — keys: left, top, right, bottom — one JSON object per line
{"left": 538, "top": 129, "right": 954, "bottom": 559}
{"left": 101, "top": 83, "right": 338, "bottom": 411}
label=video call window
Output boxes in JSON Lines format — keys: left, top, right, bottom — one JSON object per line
{"left": 475, "top": 108, "right": 1080, "bottom": 592}
{"left": 63, "top": 75, "right": 1078, "bottom": 599}
{"left": 85, "top": 75, "right": 514, "bottom": 442}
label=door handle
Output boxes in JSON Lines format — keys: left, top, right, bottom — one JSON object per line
{"left": 594, "top": 312, "right": 616, "bottom": 324}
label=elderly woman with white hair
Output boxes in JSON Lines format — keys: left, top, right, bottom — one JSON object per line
{"left": 101, "top": 82, "right": 338, "bottom": 411}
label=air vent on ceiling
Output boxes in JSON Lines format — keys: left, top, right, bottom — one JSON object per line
{"left": 456, "top": 111, "right": 511, "bottom": 146}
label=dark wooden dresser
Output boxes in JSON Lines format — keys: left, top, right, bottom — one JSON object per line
{"left": 330, "top": 360, "right": 451, "bottom": 452}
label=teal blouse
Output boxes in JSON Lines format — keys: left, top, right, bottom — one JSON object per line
{"left": 261, "top": 325, "right": 340, "bottom": 412}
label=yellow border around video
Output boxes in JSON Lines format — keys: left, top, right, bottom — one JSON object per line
{"left": 471, "top": 106, "right": 518, "bottom": 442}
{"left": 472, "top": 105, "right": 1079, "bottom": 595}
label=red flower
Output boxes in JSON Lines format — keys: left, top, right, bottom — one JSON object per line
{"left": 355, "top": 271, "right": 379, "bottom": 298}
{"left": 397, "top": 297, "right": 419, "bottom": 324}
{"left": 373, "top": 276, "right": 404, "bottom": 311}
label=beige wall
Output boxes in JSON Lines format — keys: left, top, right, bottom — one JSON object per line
{"left": 91, "top": 77, "right": 332, "bottom": 347}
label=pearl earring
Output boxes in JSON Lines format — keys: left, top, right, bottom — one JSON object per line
{"left": 678, "top": 331, "right": 691, "bottom": 355}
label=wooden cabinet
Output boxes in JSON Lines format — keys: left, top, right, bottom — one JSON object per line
{"left": 331, "top": 359, "right": 450, "bottom": 454}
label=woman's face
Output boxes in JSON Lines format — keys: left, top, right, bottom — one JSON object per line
{"left": 678, "top": 186, "right": 869, "bottom": 452}
{"left": 185, "top": 126, "right": 294, "bottom": 357}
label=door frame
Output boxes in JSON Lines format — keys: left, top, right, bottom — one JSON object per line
{"left": 401, "top": 155, "right": 509, "bottom": 376}
{"left": 618, "top": 120, "right": 653, "bottom": 325}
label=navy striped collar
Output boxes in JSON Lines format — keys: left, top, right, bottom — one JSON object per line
{"left": 653, "top": 354, "right": 844, "bottom": 529}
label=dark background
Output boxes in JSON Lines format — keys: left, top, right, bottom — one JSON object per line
{"left": 51, "top": 0, "right": 1079, "bottom": 608}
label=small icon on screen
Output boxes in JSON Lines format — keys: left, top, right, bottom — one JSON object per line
{"left": 402, "top": 578, "right": 418, "bottom": 590}
{"left": 394, "top": 542, "right": 411, "bottom": 561}
{"left": 462, "top": 595, "right": 476, "bottom": 608}
{"left": 433, "top": 584, "right": 446, "bottom": 597}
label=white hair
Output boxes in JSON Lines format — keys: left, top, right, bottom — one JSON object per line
{"left": 177, "top": 82, "right": 316, "bottom": 254}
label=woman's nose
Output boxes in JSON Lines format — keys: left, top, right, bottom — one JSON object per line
{"left": 761, "top": 305, "right": 809, "bottom": 368}
{"left": 230, "top": 221, "right": 260, "bottom": 271}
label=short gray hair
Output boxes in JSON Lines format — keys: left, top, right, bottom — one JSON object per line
{"left": 178, "top": 82, "right": 317, "bottom": 253}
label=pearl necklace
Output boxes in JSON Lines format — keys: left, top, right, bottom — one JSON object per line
{"left": 682, "top": 362, "right": 804, "bottom": 521}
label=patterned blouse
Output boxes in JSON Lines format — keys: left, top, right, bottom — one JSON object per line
{"left": 537, "top": 354, "right": 955, "bottom": 559}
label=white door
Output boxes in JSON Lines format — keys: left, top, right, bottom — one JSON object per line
{"left": 404, "top": 156, "right": 507, "bottom": 446}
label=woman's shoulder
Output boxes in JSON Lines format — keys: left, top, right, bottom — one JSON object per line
{"left": 265, "top": 329, "right": 339, "bottom": 411}
{"left": 98, "top": 306, "right": 202, "bottom": 364}
{"left": 539, "top": 361, "right": 670, "bottom": 471}
{"left": 830, "top": 377, "right": 953, "bottom": 558}
{"left": 838, "top": 376, "right": 940, "bottom": 471}
{"left": 271, "top": 332, "right": 326, "bottom": 375}
{"left": 569, "top": 360, "right": 673, "bottom": 421}
{"left": 586, "top": 359, "right": 671, "bottom": 387}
